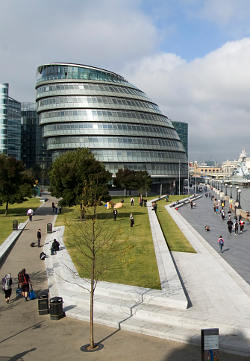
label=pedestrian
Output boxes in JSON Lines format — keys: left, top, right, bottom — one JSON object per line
{"left": 205, "top": 225, "right": 210, "bottom": 231}
{"left": 152, "top": 202, "right": 157, "bottom": 212}
{"left": 27, "top": 208, "right": 34, "bottom": 221}
{"left": 190, "top": 200, "right": 193, "bottom": 209}
{"left": 221, "top": 209, "right": 225, "bottom": 221}
{"left": 144, "top": 199, "right": 147, "bottom": 207}
{"left": 113, "top": 209, "right": 118, "bottom": 221}
{"left": 58, "top": 204, "right": 62, "bottom": 214}
{"left": 239, "top": 219, "right": 245, "bottom": 233}
{"left": 130, "top": 213, "right": 134, "bottom": 227}
{"left": 52, "top": 202, "right": 55, "bottom": 213}
{"left": 227, "top": 219, "right": 233, "bottom": 234}
{"left": 218, "top": 235, "right": 224, "bottom": 253}
{"left": 234, "top": 220, "right": 239, "bottom": 235}
{"left": 37, "top": 228, "right": 42, "bottom": 247}
{"left": 2, "top": 273, "right": 12, "bottom": 303}
{"left": 18, "top": 269, "right": 32, "bottom": 301}
{"left": 55, "top": 204, "right": 58, "bottom": 214}
{"left": 130, "top": 197, "right": 134, "bottom": 206}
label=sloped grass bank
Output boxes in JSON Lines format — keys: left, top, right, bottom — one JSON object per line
{"left": 56, "top": 196, "right": 161, "bottom": 289}
{"left": 157, "top": 196, "right": 196, "bottom": 253}
{"left": 0, "top": 197, "right": 41, "bottom": 245}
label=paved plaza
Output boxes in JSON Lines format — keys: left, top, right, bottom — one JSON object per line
{"left": 0, "top": 194, "right": 250, "bottom": 360}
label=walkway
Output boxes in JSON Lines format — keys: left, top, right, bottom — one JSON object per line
{"left": 0, "top": 194, "right": 250, "bottom": 360}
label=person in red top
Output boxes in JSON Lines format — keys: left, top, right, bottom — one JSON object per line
{"left": 18, "top": 269, "right": 32, "bottom": 301}
{"left": 218, "top": 236, "right": 224, "bottom": 253}
{"left": 239, "top": 219, "right": 245, "bottom": 233}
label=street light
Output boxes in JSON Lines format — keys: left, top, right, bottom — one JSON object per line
{"left": 225, "top": 184, "right": 228, "bottom": 196}
{"left": 230, "top": 185, "right": 233, "bottom": 198}
{"left": 238, "top": 189, "right": 242, "bottom": 209}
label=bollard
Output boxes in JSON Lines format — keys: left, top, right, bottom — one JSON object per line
{"left": 47, "top": 223, "right": 52, "bottom": 233}
{"left": 201, "top": 328, "right": 219, "bottom": 360}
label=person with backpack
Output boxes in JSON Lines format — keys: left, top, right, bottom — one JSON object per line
{"left": 2, "top": 273, "right": 12, "bottom": 303}
{"left": 218, "top": 236, "right": 224, "bottom": 253}
{"left": 18, "top": 269, "right": 32, "bottom": 301}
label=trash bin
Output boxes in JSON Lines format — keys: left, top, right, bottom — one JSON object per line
{"left": 47, "top": 223, "right": 52, "bottom": 233}
{"left": 50, "top": 296, "right": 64, "bottom": 320}
{"left": 13, "top": 220, "right": 18, "bottom": 230}
{"left": 38, "top": 292, "right": 49, "bottom": 315}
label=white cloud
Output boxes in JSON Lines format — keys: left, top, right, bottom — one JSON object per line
{"left": 0, "top": 0, "right": 158, "bottom": 100}
{"left": 123, "top": 38, "right": 250, "bottom": 161}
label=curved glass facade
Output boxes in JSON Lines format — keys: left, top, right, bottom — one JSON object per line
{"left": 36, "top": 63, "right": 187, "bottom": 189}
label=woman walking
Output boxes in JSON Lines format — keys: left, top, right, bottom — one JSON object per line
{"left": 18, "top": 269, "right": 32, "bottom": 301}
{"left": 2, "top": 273, "right": 12, "bottom": 303}
{"left": 218, "top": 236, "right": 224, "bottom": 253}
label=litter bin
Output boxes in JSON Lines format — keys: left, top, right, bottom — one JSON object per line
{"left": 47, "top": 223, "right": 52, "bottom": 233}
{"left": 13, "top": 220, "right": 18, "bottom": 230}
{"left": 38, "top": 292, "right": 49, "bottom": 315}
{"left": 50, "top": 296, "right": 64, "bottom": 320}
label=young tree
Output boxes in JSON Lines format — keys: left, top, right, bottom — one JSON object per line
{"left": 0, "top": 154, "right": 34, "bottom": 215}
{"left": 49, "top": 148, "right": 111, "bottom": 216}
{"left": 65, "top": 178, "right": 131, "bottom": 350}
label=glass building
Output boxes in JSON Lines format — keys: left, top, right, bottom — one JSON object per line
{"left": 36, "top": 63, "right": 187, "bottom": 192}
{"left": 0, "top": 83, "right": 21, "bottom": 160}
{"left": 21, "top": 102, "right": 51, "bottom": 171}
{"left": 172, "top": 121, "right": 188, "bottom": 156}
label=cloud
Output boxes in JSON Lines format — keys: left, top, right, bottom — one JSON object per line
{"left": 123, "top": 38, "right": 250, "bottom": 161}
{"left": 0, "top": 0, "right": 158, "bottom": 100}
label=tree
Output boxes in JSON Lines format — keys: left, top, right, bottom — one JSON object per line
{"left": 65, "top": 180, "right": 132, "bottom": 351}
{"left": 135, "top": 171, "right": 152, "bottom": 197}
{"left": 0, "top": 154, "right": 34, "bottom": 215}
{"left": 49, "top": 148, "right": 111, "bottom": 215}
{"left": 114, "top": 168, "right": 152, "bottom": 196}
{"left": 114, "top": 168, "right": 137, "bottom": 195}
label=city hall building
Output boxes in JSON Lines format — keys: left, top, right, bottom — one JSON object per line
{"left": 36, "top": 63, "right": 187, "bottom": 193}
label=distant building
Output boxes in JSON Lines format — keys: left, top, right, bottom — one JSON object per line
{"left": 172, "top": 121, "right": 188, "bottom": 155}
{"left": 0, "top": 83, "right": 21, "bottom": 160}
{"left": 191, "top": 161, "right": 221, "bottom": 177}
{"left": 21, "top": 102, "right": 51, "bottom": 170}
{"left": 36, "top": 62, "right": 188, "bottom": 193}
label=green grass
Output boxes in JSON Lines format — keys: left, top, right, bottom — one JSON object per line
{"left": 56, "top": 196, "right": 161, "bottom": 289}
{"left": 157, "top": 196, "right": 196, "bottom": 253}
{"left": 0, "top": 197, "right": 42, "bottom": 245}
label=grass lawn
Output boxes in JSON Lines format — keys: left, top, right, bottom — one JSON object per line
{"left": 0, "top": 197, "right": 42, "bottom": 245}
{"left": 56, "top": 196, "right": 161, "bottom": 289}
{"left": 157, "top": 196, "right": 196, "bottom": 253}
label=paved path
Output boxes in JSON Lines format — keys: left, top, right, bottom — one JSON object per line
{"left": 178, "top": 191, "right": 250, "bottom": 285}
{"left": 0, "top": 195, "right": 249, "bottom": 360}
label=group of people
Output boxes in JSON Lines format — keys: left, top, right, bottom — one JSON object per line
{"left": 208, "top": 193, "right": 247, "bottom": 253}
{"left": 52, "top": 202, "right": 62, "bottom": 214}
{"left": 2, "top": 268, "right": 32, "bottom": 303}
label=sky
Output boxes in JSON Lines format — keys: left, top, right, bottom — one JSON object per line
{"left": 1, "top": 0, "right": 250, "bottom": 162}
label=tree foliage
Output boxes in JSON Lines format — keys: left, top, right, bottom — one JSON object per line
{"left": 0, "top": 154, "right": 34, "bottom": 215}
{"left": 49, "top": 148, "right": 112, "bottom": 208}
{"left": 114, "top": 168, "right": 152, "bottom": 195}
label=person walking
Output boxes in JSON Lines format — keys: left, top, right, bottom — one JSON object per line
{"left": 234, "top": 220, "right": 239, "bottom": 235}
{"left": 37, "top": 228, "right": 42, "bottom": 248}
{"left": 239, "top": 219, "right": 245, "bottom": 233}
{"left": 221, "top": 209, "right": 225, "bottom": 221}
{"left": 227, "top": 219, "right": 233, "bottom": 234}
{"left": 27, "top": 208, "right": 34, "bottom": 221}
{"left": 130, "top": 213, "right": 134, "bottom": 227}
{"left": 113, "top": 209, "right": 118, "bottom": 221}
{"left": 218, "top": 236, "right": 224, "bottom": 253}
{"left": 130, "top": 197, "right": 134, "bottom": 206}
{"left": 18, "top": 269, "right": 32, "bottom": 301}
{"left": 2, "top": 273, "right": 12, "bottom": 303}
{"left": 52, "top": 202, "right": 55, "bottom": 213}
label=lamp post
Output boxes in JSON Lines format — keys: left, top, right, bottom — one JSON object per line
{"left": 238, "top": 189, "right": 241, "bottom": 209}
{"left": 225, "top": 184, "right": 228, "bottom": 196}
{"left": 230, "top": 185, "right": 232, "bottom": 198}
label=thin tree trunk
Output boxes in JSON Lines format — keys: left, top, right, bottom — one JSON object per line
{"left": 5, "top": 200, "right": 9, "bottom": 216}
